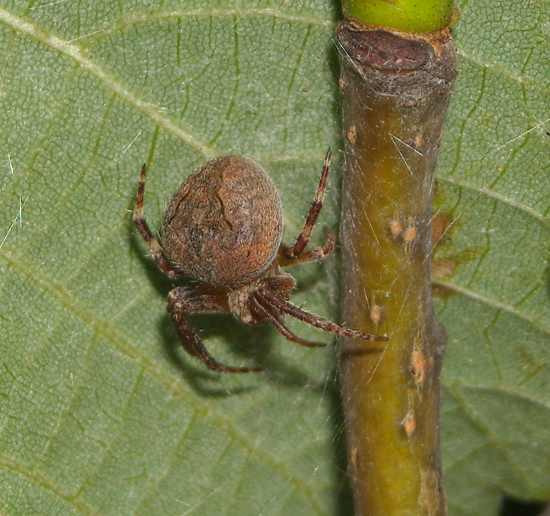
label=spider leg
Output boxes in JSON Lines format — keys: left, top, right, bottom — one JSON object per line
{"left": 284, "top": 148, "right": 332, "bottom": 260}
{"left": 134, "top": 163, "right": 181, "bottom": 280}
{"left": 278, "top": 231, "right": 336, "bottom": 267}
{"left": 259, "top": 289, "right": 388, "bottom": 342}
{"left": 251, "top": 293, "right": 326, "bottom": 347}
{"left": 168, "top": 286, "right": 264, "bottom": 373}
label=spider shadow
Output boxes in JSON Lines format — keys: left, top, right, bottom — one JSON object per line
{"left": 158, "top": 311, "right": 323, "bottom": 396}
{"left": 130, "top": 223, "right": 338, "bottom": 393}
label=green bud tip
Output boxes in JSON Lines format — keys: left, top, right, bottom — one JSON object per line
{"left": 343, "top": 0, "right": 458, "bottom": 33}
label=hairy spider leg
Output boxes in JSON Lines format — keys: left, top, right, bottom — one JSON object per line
{"left": 278, "top": 232, "right": 335, "bottom": 267}
{"left": 258, "top": 289, "right": 389, "bottom": 342}
{"left": 251, "top": 294, "right": 326, "bottom": 348}
{"left": 283, "top": 148, "right": 332, "bottom": 261}
{"left": 168, "top": 286, "right": 265, "bottom": 373}
{"left": 134, "top": 164, "right": 181, "bottom": 280}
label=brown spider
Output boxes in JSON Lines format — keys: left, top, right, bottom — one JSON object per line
{"left": 133, "top": 150, "right": 387, "bottom": 372}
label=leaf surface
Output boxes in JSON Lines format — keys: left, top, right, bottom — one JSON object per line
{"left": 0, "top": 1, "right": 548, "bottom": 515}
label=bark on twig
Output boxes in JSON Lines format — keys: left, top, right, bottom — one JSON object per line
{"left": 336, "top": 21, "right": 457, "bottom": 515}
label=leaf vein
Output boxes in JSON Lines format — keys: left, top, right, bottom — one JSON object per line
{"left": 81, "top": 8, "right": 332, "bottom": 45}
{"left": 0, "top": 8, "right": 215, "bottom": 158}
{"left": 432, "top": 278, "right": 550, "bottom": 336}
{"left": 438, "top": 173, "right": 550, "bottom": 229}
{"left": 0, "top": 453, "right": 97, "bottom": 516}
{"left": 458, "top": 47, "right": 550, "bottom": 94}
{"left": 443, "top": 385, "right": 531, "bottom": 492}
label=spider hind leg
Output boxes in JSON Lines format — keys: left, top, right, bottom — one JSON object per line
{"left": 168, "top": 286, "right": 264, "bottom": 373}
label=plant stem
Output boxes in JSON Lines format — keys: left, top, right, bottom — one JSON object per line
{"left": 336, "top": 21, "right": 457, "bottom": 515}
{"left": 342, "top": 0, "right": 456, "bottom": 33}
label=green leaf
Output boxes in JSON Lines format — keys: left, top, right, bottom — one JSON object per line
{"left": 433, "top": 1, "right": 550, "bottom": 513}
{"left": 0, "top": 1, "right": 548, "bottom": 515}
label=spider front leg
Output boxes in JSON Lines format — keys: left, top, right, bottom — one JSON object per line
{"left": 134, "top": 163, "right": 181, "bottom": 280}
{"left": 257, "top": 288, "right": 389, "bottom": 342}
{"left": 279, "top": 149, "right": 336, "bottom": 266}
{"left": 168, "top": 285, "right": 264, "bottom": 373}
{"left": 278, "top": 232, "right": 335, "bottom": 266}
{"left": 251, "top": 293, "right": 326, "bottom": 348}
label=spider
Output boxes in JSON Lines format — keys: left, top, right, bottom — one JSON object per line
{"left": 133, "top": 149, "right": 387, "bottom": 372}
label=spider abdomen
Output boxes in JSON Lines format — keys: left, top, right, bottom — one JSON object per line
{"left": 162, "top": 155, "right": 283, "bottom": 287}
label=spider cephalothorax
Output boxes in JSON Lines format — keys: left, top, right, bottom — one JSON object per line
{"left": 134, "top": 150, "right": 387, "bottom": 372}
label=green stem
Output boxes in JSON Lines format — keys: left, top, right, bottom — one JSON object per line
{"left": 336, "top": 22, "right": 457, "bottom": 515}
{"left": 341, "top": 0, "right": 458, "bottom": 32}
